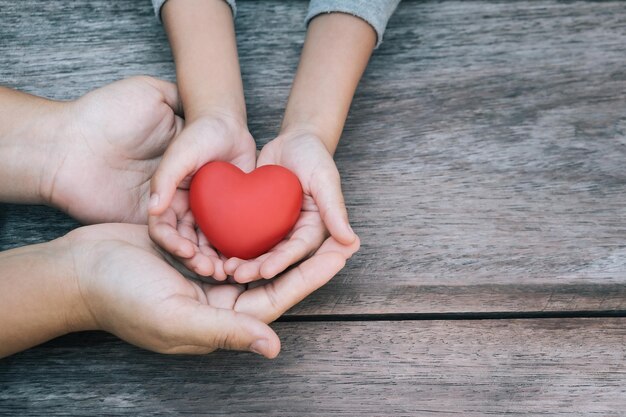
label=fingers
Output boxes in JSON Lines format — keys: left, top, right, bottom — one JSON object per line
{"left": 258, "top": 213, "right": 327, "bottom": 280}
{"left": 173, "top": 114, "right": 185, "bottom": 137}
{"left": 138, "top": 76, "right": 184, "bottom": 117}
{"left": 197, "top": 231, "right": 227, "bottom": 280}
{"left": 147, "top": 196, "right": 212, "bottom": 278}
{"left": 236, "top": 236, "right": 360, "bottom": 323}
{"left": 311, "top": 169, "right": 357, "bottom": 246}
{"left": 149, "top": 211, "right": 228, "bottom": 278}
{"left": 180, "top": 252, "right": 217, "bottom": 277}
{"left": 228, "top": 212, "right": 326, "bottom": 283}
{"left": 148, "top": 190, "right": 227, "bottom": 278}
{"left": 148, "top": 207, "right": 195, "bottom": 259}
{"left": 169, "top": 301, "right": 281, "bottom": 358}
{"left": 149, "top": 136, "right": 199, "bottom": 216}
{"left": 148, "top": 124, "right": 256, "bottom": 216}
{"left": 203, "top": 284, "right": 245, "bottom": 309}
{"left": 223, "top": 257, "right": 248, "bottom": 277}
{"left": 226, "top": 252, "right": 272, "bottom": 284}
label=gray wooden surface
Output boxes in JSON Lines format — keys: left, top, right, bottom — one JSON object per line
{"left": 1, "top": 0, "right": 625, "bottom": 315}
{"left": 1, "top": 1, "right": 626, "bottom": 415}
{"left": 1, "top": 319, "right": 625, "bottom": 416}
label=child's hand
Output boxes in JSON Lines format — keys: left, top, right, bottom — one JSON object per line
{"left": 224, "top": 129, "right": 358, "bottom": 283}
{"left": 43, "top": 76, "right": 184, "bottom": 224}
{"left": 63, "top": 223, "right": 359, "bottom": 356}
{"left": 147, "top": 116, "right": 256, "bottom": 279}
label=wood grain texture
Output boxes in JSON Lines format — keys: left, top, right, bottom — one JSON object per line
{"left": 1, "top": 1, "right": 625, "bottom": 314}
{"left": 1, "top": 319, "right": 625, "bottom": 416}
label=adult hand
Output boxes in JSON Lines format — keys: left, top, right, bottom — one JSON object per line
{"left": 224, "top": 128, "right": 358, "bottom": 283}
{"left": 147, "top": 115, "right": 257, "bottom": 279}
{"left": 64, "top": 223, "right": 359, "bottom": 356}
{"left": 43, "top": 76, "right": 184, "bottom": 224}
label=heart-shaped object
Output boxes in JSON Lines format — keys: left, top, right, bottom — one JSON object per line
{"left": 189, "top": 161, "right": 303, "bottom": 259}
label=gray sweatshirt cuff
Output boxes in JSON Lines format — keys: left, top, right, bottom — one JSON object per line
{"left": 306, "top": 0, "right": 400, "bottom": 48}
{"left": 151, "top": 0, "right": 237, "bottom": 20}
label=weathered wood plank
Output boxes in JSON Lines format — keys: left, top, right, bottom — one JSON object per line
{"left": 1, "top": 318, "right": 624, "bottom": 416}
{"left": 1, "top": 1, "right": 625, "bottom": 314}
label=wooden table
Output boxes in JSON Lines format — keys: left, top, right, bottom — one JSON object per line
{"left": 1, "top": 1, "right": 625, "bottom": 415}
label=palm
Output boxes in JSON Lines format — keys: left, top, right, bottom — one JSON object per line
{"left": 71, "top": 224, "right": 222, "bottom": 353}
{"left": 69, "top": 224, "right": 358, "bottom": 355}
{"left": 51, "top": 77, "right": 183, "bottom": 224}
{"left": 152, "top": 187, "right": 228, "bottom": 279}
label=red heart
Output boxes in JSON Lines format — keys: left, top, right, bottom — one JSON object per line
{"left": 189, "top": 161, "right": 303, "bottom": 259}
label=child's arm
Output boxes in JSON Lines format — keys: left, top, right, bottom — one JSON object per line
{"left": 160, "top": 0, "right": 244, "bottom": 123}
{"left": 281, "top": 0, "right": 401, "bottom": 148}
{"left": 281, "top": 13, "right": 376, "bottom": 153}
{"left": 149, "top": 0, "right": 257, "bottom": 278}
{"left": 226, "top": 9, "right": 398, "bottom": 282}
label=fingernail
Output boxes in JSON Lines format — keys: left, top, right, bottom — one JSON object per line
{"left": 250, "top": 339, "right": 269, "bottom": 356}
{"left": 149, "top": 193, "right": 160, "bottom": 209}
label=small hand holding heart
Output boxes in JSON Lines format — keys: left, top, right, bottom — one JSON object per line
{"left": 223, "top": 131, "right": 358, "bottom": 283}
{"left": 150, "top": 129, "right": 357, "bottom": 283}
{"left": 147, "top": 116, "right": 257, "bottom": 280}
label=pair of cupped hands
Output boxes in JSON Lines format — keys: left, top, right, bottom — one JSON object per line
{"left": 45, "top": 76, "right": 359, "bottom": 358}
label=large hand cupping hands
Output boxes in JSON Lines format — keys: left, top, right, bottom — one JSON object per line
{"left": 65, "top": 223, "right": 359, "bottom": 357}
{"left": 224, "top": 129, "right": 358, "bottom": 283}
{"left": 43, "top": 76, "right": 184, "bottom": 224}
{"left": 0, "top": 77, "right": 361, "bottom": 359}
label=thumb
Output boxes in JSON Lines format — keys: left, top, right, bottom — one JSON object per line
{"left": 149, "top": 137, "right": 199, "bottom": 216}
{"left": 173, "top": 303, "right": 282, "bottom": 358}
{"left": 310, "top": 168, "right": 357, "bottom": 245}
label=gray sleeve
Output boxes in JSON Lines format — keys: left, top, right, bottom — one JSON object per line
{"left": 151, "top": 0, "right": 237, "bottom": 20}
{"left": 306, "top": 0, "right": 401, "bottom": 48}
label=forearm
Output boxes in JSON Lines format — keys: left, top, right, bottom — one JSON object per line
{"left": 281, "top": 13, "right": 376, "bottom": 153}
{"left": 0, "top": 87, "right": 65, "bottom": 204}
{"left": 162, "top": 0, "right": 246, "bottom": 123}
{"left": 0, "top": 238, "right": 90, "bottom": 358}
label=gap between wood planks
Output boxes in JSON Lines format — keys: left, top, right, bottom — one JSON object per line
{"left": 278, "top": 310, "right": 626, "bottom": 322}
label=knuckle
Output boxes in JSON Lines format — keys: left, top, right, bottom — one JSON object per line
{"left": 130, "top": 75, "right": 156, "bottom": 88}
{"left": 211, "top": 310, "right": 237, "bottom": 350}
{"left": 263, "top": 283, "right": 284, "bottom": 315}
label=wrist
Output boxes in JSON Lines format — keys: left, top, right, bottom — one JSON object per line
{"left": 186, "top": 113, "right": 253, "bottom": 147}
{"left": 278, "top": 122, "right": 337, "bottom": 155}
{"left": 163, "top": 0, "right": 247, "bottom": 129}
{"left": 37, "top": 101, "right": 76, "bottom": 207}
{"left": 57, "top": 231, "right": 100, "bottom": 333}
{"left": 19, "top": 237, "right": 93, "bottom": 335}
{"left": 0, "top": 91, "right": 69, "bottom": 205}
{"left": 0, "top": 237, "right": 89, "bottom": 357}
{"left": 186, "top": 107, "right": 247, "bottom": 129}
